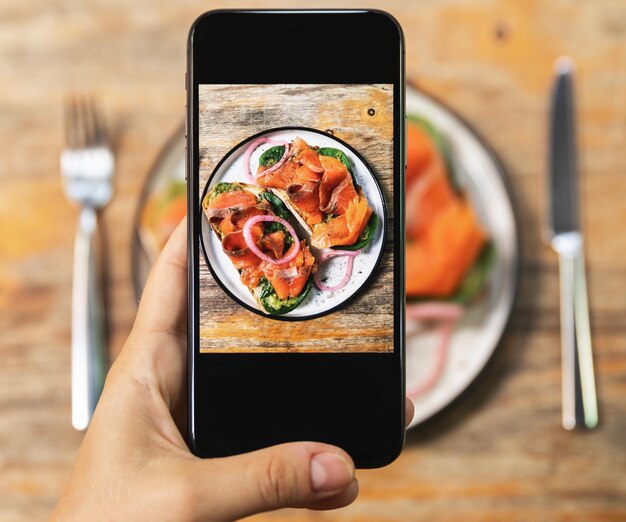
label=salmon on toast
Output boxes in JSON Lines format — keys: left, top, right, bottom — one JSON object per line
{"left": 252, "top": 137, "right": 378, "bottom": 251}
{"left": 202, "top": 182, "right": 316, "bottom": 315}
{"left": 405, "top": 119, "right": 492, "bottom": 301}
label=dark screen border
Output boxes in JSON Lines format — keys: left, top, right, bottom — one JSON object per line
{"left": 187, "top": 9, "right": 406, "bottom": 468}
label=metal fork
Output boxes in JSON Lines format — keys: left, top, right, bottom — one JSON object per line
{"left": 61, "top": 95, "right": 114, "bottom": 430}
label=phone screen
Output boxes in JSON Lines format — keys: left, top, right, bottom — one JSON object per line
{"left": 188, "top": 10, "right": 404, "bottom": 467}
{"left": 198, "top": 85, "right": 394, "bottom": 352}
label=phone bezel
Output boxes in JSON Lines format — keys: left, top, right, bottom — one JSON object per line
{"left": 187, "top": 9, "right": 406, "bottom": 468}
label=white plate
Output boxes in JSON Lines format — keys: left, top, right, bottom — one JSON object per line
{"left": 406, "top": 85, "right": 519, "bottom": 428}
{"left": 133, "top": 90, "right": 519, "bottom": 423}
{"left": 132, "top": 126, "right": 185, "bottom": 295}
{"left": 199, "top": 128, "right": 386, "bottom": 320}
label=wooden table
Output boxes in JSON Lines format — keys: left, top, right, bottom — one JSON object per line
{"left": 1, "top": 1, "right": 625, "bottom": 520}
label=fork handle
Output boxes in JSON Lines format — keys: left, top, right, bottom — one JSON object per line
{"left": 71, "top": 207, "right": 107, "bottom": 430}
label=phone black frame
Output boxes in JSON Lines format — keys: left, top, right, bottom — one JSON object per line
{"left": 187, "top": 9, "right": 405, "bottom": 468}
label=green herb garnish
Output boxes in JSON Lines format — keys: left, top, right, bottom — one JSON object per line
{"left": 208, "top": 181, "right": 244, "bottom": 201}
{"left": 449, "top": 241, "right": 496, "bottom": 303}
{"left": 260, "top": 191, "right": 290, "bottom": 220}
{"left": 259, "top": 192, "right": 295, "bottom": 247}
{"left": 259, "top": 145, "right": 285, "bottom": 168}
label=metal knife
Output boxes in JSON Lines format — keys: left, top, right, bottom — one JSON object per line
{"left": 547, "top": 57, "right": 598, "bottom": 430}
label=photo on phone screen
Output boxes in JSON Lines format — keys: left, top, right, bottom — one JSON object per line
{"left": 198, "top": 84, "right": 394, "bottom": 353}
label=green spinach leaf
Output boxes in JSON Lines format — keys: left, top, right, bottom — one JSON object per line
{"left": 259, "top": 145, "right": 285, "bottom": 168}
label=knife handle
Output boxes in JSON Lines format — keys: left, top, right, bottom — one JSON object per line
{"left": 554, "top": 232, "right": 599, "bottom": 430}
{"left": 556, "top": 248, "right": 577, "bottom": 430}
{"left": 573, "top": 248, "right": 599, "bottom": 428}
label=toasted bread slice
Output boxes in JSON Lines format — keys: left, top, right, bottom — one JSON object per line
{"left": 202, "top": 181, "right": 315, "bottom": 315}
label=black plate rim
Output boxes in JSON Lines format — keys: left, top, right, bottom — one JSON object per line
{"left": 198, "top": 125, "right": 389, "bottom": 322}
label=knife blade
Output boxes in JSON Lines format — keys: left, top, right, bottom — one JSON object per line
{"left": 547, "top": 57, "right": 598, "bottom": 430}
{"left": 549, "top": 57, "right": 579, "bottom": 238}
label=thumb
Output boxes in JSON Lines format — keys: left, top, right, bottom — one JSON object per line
{"left": 187, "top": 442, "right": 357, "bottom": 520}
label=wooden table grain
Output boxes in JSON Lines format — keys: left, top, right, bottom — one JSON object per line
{"left": 1, "top": 1, "right": 625, "bottom": 521}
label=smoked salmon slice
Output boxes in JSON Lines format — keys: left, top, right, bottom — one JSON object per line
{"left": 262, "top": 244, "right": 316, "bottom": 300}
{"left": 406, "top": 123, "right": 436, "bottom": 187}
{"left": 311, "top": 196, "right": 373, "bottom": 249}
{"left": 405, "top": 120, "right": 488, "bottom": 298}
{"left": 318, "top": 155, "right": 359, "bottom": 215}
{"left": 256, "top": 136, "right": 375, "bottom": 249}
{"left": 292, "top": 137, "right": 324, "bottom": 174}
{"left": 406, "top": 200, "right": 486, "bottom": 296}
{"left": 406, "top": 155, "right": 456, "bottom": 238}
{"left": 208, "top": 189, "right": 258, "bottom": 211}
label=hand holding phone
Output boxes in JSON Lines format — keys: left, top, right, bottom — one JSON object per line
{"left": 53, "top": 220, "right": 414, "bottom": 521}
{"left": 51, "top": 9, "right": 408, "bottom": 520}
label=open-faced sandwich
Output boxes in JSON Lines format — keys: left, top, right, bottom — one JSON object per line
{"left": 405, "top": 117, "right": 493, "bottom": 302}
{"left": 245, "top": 137, "right": 378, "bottom": 251}
{"left": 404, "top": 116, "right": 496, "bottom": 399}
{"left": 140, "top": 179, "right": 186, "bottom": 260}
{"left": 202, "top": 182, "right": 316, "bottom": 315}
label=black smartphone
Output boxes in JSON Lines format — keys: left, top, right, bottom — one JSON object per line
{"left": 187, "top": 9, "right": 405, "bottom": 468}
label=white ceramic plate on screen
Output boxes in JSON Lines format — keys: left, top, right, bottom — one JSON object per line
{"left": 405, "top": 84, "right": 520, "bottom": 428}
{"left": 199, "top": 127, "right": 387, "bottom": 320}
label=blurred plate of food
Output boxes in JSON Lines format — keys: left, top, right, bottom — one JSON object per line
{"left": 132, "top": 127, "right": 186, "bottom": 295}
{"left": 405, "top": 83, "right": 520, "bottom": 428}
{"left": 132, "top": 86, "right": 519, "bottom": 428}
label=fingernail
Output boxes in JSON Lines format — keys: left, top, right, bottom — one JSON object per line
{"left": 310, "top": 453, "right": 354, "bottom": 493}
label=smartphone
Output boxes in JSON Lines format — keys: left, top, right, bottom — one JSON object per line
{"left": 187, "top": 9, "right": 405, "bottom": 468}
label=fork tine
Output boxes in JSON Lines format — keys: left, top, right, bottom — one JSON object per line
{"left": 75, "top": 93, "right": 87, "bottom": 148}
{"left": 78, "top": 93, "right": 90, "bottom": 147}
{"left": 89, "top": 96, "right": 105, "bottom": 144}
{"left": 81, "top": 94, "right": 105, "bottom": 146}
{"left": 64, "top": 92, "right": 107, "bottom": 148}
{"left": 82, "top": 94, "right": 96, "bottom": 145}
{"left": 63, "top": 94, "right": 77, "bottom": 148}
{"left": 79, "top": 93, "right": 91, "bottom": 147}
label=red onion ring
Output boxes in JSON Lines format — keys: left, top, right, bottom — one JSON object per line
{"left": 405, "top": 302, "right": 464, "bottom": 399}
{"left": 406, "top": 319, "right": 457, "bottom": 399}
{"left": 314, "top": 249, "right": 362, "bottom": 292}
{"left": 243, "top": 137, "right": 290, "bottom": 183}
{"left": 242, "top": 214, "right": 300, "bottom": 265}
{"left": 406, "top": 302, "right": 464, "bottom": 321}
